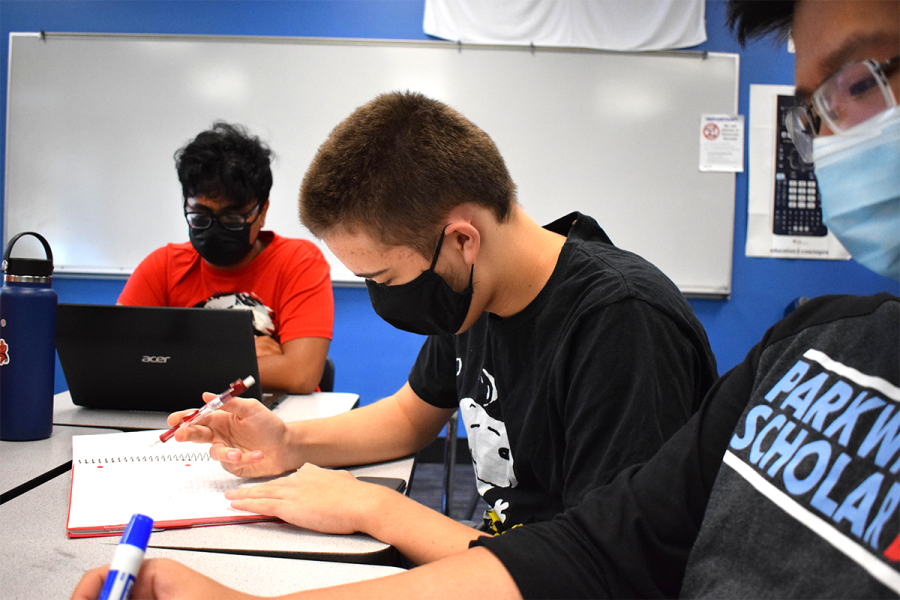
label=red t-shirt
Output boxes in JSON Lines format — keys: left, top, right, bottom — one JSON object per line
{"left": 118, "top": 232, "right": 333, "bottom": 343}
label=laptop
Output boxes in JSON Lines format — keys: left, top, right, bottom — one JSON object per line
{"left": 56, "top": 304, "right": 264, "bottom": 413}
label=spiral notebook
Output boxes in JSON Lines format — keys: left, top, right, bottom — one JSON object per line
{"left": 67, "top": 430, "right": 281, "bottom": 538}
{"left": 67, "top": 430, "right": 408, "bottom": 538}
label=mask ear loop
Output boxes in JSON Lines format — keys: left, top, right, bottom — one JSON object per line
{"left": 429, "top": 227, "right": 449, "bottom": 271}
{"left": 431, "top": 225, "right": 475, "bottom": 287}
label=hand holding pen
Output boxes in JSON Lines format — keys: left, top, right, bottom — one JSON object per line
{"left": 155, "top": 376, "right": 296, "bottom": 479}
{"left": 151, "top": 376, "right": 256, "bottom": 448}
{"left": 98, "top": 514, "right": 153, "bottom": 600}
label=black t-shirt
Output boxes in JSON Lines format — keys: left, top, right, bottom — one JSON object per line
{"left": 409, "top": 212, "right": 718, "bottom": 529}
{"left": 474, "top": 293, "right": 899, "bottom": 599}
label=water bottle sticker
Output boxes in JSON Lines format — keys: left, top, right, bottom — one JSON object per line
{"left": 0, "top": 339, "right": 8, "bottom": 366}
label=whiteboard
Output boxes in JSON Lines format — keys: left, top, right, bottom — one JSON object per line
{"left": 5, "top": 32, "right": 738, "bottom": 296}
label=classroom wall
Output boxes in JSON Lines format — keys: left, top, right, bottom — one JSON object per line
{"left": 1, "top": 1, "right": 897, "bottom": 417}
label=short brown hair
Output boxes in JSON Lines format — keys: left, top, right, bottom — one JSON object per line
{"left": 299, "top": 91, "right": 516, "bottom": 257}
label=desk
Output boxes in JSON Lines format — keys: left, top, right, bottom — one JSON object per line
{"left": 145, "top": 456, "right": 416, "bottom": 565}
{"left": 53, "top": 392, "right": 415, "bottom": 565}
{"left": 54, "top": 391, "right": 414, "bottom": 563}
{"left": 0, "top": 474, "right": 404, "bottom": 598}
{"left": 53, "top": 391, "right": 360, "bottom": 430}
{"left": 0, "top": 425, "right": 119, "bottom": 504}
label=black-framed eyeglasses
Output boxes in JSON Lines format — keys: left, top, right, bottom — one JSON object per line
{"left": 786, "top": 55, "right": 899, "bottom": 163}
{"left": 184, "top": 202, "right": 262, "bottom": 231}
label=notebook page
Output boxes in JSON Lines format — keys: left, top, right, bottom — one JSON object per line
{"left": 69, "top": 430, "right": 277, "bottom": 532}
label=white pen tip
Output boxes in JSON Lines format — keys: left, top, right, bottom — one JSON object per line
{"left": 149, "top": 440, "right": 162, "bottom": 449}
{"left": 243, "top": 376, "right": 256, "bottom": 388}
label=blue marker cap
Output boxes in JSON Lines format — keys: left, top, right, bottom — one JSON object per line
{"left": 120, "top": 514, "right": 153, "bottom": 549}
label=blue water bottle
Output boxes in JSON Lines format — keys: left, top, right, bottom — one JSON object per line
{"left": 0, "top": 232, "right": 57, "bottom": 441}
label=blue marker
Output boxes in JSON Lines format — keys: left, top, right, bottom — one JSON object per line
{"left": 99, "top": 513, "right": 154, "bottom": 600}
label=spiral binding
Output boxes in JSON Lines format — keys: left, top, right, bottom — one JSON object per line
{"left": 77, "top": 452, "right": 212, "bottom": 464}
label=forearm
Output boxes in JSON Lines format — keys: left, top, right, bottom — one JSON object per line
{"left": 351, "top": 483, "right": 487, "bottom": 565}
{"left": 73, "top": 548, "right": 522, "bottom": 600}
{"left": 257, "top": 353, "right": 320, "bottom": 394}
{"left": 279, "top": 547, "right": 521, "bottom": 600}
{"left": 285, "top": 386, "right": 453, "bottom": 468}
{"left": 257, "top": 337, "right": 330, "bottom": 394}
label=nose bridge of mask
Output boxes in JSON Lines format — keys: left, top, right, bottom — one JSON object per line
{"left": 813, "top": 107, "right": 900, "bottom": 213}
{"left": 813, "top": 106, "right": 900, "bottom": 166}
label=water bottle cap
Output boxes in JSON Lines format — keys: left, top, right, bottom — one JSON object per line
{"left": 3, "top": 257, "right": 53, "bottom": 277}
{"left": 3, "top": 232, "right": 53, "bottom": 277}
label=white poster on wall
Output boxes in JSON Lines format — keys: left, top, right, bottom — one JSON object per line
{"left": 699, "top": 114, "right": 744, "bottom": 172}
{"left": 746, "top": 84, "right": 850, "bottom": 260}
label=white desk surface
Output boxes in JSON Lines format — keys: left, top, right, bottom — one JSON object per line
{"left": 0, "top": 425, "right": 119, "bottom": 500}
{"left": 0, "top": 474, "right": 404, "bottom": 599}
{"left": 53, "top": 391, "right": 360, "bottom": 430}
{"left": 145, "top": 456, "right": 415, "bottom": 564}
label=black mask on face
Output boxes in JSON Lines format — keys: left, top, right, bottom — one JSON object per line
{"left": 366, "top": 229, "right": 474, "bottom": 336}
{"left": 189, "top": 220, "right": 255, "bottom": 267}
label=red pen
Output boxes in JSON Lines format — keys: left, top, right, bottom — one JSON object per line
{"left": 150, "top": 376, "right": 256, "bottom": 447}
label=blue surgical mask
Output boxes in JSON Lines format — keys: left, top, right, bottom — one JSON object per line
{"left": 812, "top": 106, "right": 900, "bottom": 281}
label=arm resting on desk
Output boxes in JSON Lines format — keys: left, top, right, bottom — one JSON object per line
{"left": 226, "top": 464, "right": 487, "bottom": 566}
{"left": 256, "top": 336, "right": 330, "bottom": 395}
{"left": 71, "top": 548, "right": 521, "bottom": 600}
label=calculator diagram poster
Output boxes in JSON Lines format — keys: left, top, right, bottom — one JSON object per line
{"left": 746, "top": 84, "right": 850, "bottom": 260}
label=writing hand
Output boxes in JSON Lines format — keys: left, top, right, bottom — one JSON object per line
{"left": 167, "top": 394, "right": 296, "bottom": 478}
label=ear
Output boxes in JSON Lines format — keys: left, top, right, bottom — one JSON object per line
{"left": 444, "top": 220, "right": 481, "bottom": 266}
{"left": 257, "top": 199, "right": 270, "bottom": 228}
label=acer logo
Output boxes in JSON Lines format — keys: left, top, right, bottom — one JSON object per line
{"left": 142, "top": 356, "right": 171, "bottom": 363}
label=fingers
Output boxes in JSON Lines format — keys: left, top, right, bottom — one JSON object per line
{"left": 166, "top": 408, "right": 197, "bottom": 427}
{"left": 171, "top": 422, "right": 214, "bottom": 444}
{"left": 218, "top": 396, "right": 266, "bottom": 419}
{"left": 228, "top": 497, "right": 285, "bottom": 518}
{"left": 225, "top": 477, "right": 289, "bottom": 500}
{"left": 69, "top": 566, "right": 109, "bottom": 600}
{"left": 166, "top": 393, "right": 260, "bottom": 427}
{"left": 208, "top": 442, "right": 264, "bottom": 465}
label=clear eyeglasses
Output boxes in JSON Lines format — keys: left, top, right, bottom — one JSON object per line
{"left": 787, "top": 55, "right": 899, "bottom": 163}
{"left": 184, "top": 202, "right": 261, "bottom": 231}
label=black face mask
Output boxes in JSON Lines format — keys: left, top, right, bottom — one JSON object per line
{"left": 189, "top": 221, "right": 255, "bottom": 267}
{"left": 366, "top": 229, "right": 474, "bottom": 336}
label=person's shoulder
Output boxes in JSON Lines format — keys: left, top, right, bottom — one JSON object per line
{"left": 136, "top": 241, "right": 193, "bottom": 267}
{"left": 562, "top": 234, "right": 684, "bottom": 307}
{"left": 260, "top": 233, "right": 330, "bottom": 275}
{"left": 769, "top": 292, "right": 898, "bottom": 341}
{"left": 563, "top": 214, "right": 669, "bottom": 278}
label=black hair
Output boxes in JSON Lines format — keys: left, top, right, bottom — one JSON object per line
{"left": 175, "top": 121, "right": 274, "bottom": 210}
{"left": 727, "top": 0, "right": 796, "bottom": 46}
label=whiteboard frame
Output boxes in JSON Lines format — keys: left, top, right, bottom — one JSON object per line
{"left": 4, "top": 33, "right": 739, "bottom": 297}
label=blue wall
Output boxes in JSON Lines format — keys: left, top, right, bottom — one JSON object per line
{"left": 2, "top": 1, "right": 897, "bottom": 415}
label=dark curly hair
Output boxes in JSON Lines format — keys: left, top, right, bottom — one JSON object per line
{"left": 727, "top": 0, "right": 796, "bottom": 46}
{"left": 299, "top": 91, "right": 517, "bottom": 258}
{"left": 175, "top": 121, "right": 274, "bottom": 210}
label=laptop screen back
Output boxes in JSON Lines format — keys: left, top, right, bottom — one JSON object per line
{"left": 56, "top": 304, "right": 261, "bottom": 412}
